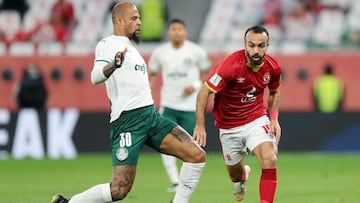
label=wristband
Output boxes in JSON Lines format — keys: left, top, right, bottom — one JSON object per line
{"left": 192, "top": 80, "right": 202, "bottom": 90}
{"left": 269, "top": 111, "right": 278, "bottom": 120}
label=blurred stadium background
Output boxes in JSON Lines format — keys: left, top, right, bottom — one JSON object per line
{"left": 0, "top": 0, "right": 359, "bottom": 156}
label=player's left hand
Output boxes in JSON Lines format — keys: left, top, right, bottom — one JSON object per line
{"left": 193, "top": 124, "right": 207, "bottom": 147}
{"left": 114, "top": 47, "right": 127, "bottom": 68}
{"left": 270, "top": 120, "right": 281, "bottom": 145}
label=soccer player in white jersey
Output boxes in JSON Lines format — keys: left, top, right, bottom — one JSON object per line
{"left": 194, "top": 25, "right": 282, "bottom": 203}
{"left": 148, "top": 18, "right": 211, "bottom": 193}
{"left": 51, "top": 3, "right": 205, "bottom": 203}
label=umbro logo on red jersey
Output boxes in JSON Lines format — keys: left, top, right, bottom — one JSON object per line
{"left": 237, "top": 77, "right": 245, "bottom": 83}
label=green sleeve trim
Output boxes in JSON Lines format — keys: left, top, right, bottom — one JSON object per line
{"left": 95, "top": 60, "right": 110, "bottom": 64}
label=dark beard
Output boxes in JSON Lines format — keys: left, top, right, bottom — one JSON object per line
{"left": 246, "top": 51, "right": 263, "bottom": 66}
{"left": 251, "top": 56, "right": 263, "bottom": 66}
{"left": 131, "top": 32, "right": 140, "bottom": 44}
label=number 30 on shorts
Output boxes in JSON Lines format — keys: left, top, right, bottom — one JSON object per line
{"left": 119, "top": 132, "right": 132, "bottom": 147}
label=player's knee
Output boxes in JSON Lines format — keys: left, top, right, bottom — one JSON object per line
{"left": 261, "top": 154, "right": 277, "bottom": 168}
{"left": 195, "top": 149, "right": 206, "bottom": 163}
{"left": 189, "top": 148, "right": 206, "bottom": 163}
{"left": 269, "top": 154, "right": 277, "bottom": 165}
{"left": 110, "top": 181, "right": 132, "bottom": 200}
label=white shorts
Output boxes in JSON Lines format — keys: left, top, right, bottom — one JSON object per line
{"left": 219, "top": 115, "right": 276, "bottom": 166}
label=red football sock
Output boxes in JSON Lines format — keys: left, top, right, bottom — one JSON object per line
{"left": 259, "top": 168, "right": 277, "bottom": 203}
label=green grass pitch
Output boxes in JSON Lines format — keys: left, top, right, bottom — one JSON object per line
{"left": 1, "top": 152, "right": 359, "bottom": 203}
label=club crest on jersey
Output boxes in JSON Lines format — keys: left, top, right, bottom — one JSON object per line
{"left": 183, "top": 58, "right": 193, "bottom": 66}
{"left": 116, "top": 147, "right": 129, "bottom": 161}
{"left": 263, "top": 73, "right": 270, "bottom": 84}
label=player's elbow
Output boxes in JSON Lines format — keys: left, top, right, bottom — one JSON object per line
{"left": 90, "top": 74, "right": 101, "bottom": 85}
{"left": 269, "top": 87, "right": 280, "bottom": 95}
{"left": 90, "top": 69, "right": 107, "bottom": 85}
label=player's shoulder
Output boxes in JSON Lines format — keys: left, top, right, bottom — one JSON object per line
{"left": 230, "top": 49, "right": 245, "bottom": 57}
{"left": 223, "top": 49, "right": 246, "bottom": 64}
{"left": 184, "top": 40, "right": 206, "bottom": 51}
{"left": 151, "top": 42, "right": 171, "bottom": 56}
{"left": 95, "top": 36, "right": 113, "bottom": 51}
{"left": 155, "top": 41, "right": 172, "bottom": 51}
{"left": 265, "top": 54, "right": 281, "bottom": 69}
{"left": 96, "top": 36, "right": 129, "bottom": 48}
{"left": 97, "top": 35, "right": 113, "bottom": 44}
{"left": 264, "top": 54, "right": 282, "bottom": 77}
{"left": 184, "top": 40, "right": 199, "bottom": 47}
{"left": 213, "top": 50, "right": 245, "bottom": 74}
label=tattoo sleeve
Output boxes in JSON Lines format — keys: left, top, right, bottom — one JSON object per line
{"left": 170, "top": 126, "right": 192, "bottom": 143}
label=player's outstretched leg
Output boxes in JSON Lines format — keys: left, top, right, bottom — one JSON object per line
{"left": 162, "top": 126, "right": 206, "bottom": 203}
{"left": 172, "top": 162, "right": 205, "bottom": 203}
{"left": 51, "top": 194, "right": 69, "bottom": 203}
{"left": 51, "top": 183, "right": 112, "bottom": 203}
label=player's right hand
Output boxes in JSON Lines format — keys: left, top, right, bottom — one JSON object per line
{"left": 114, "top": 47, "right": 127, "bottom": 68}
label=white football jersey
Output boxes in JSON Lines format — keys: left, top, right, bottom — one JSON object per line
{"left": 149, "top": 40, "right": 211, "bottom": 111}
{"left": 91, "top": 35, "right": 153, "bottom": 122}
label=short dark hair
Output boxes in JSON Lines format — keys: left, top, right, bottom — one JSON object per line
{"left": 324, "top": 64, "right": 333, "bottom": 75}
{"left": 244, "top": 25, "right": 269, "bottom": 41}
{"left": 168, "top": 18, "right": 186, "bottom": 28}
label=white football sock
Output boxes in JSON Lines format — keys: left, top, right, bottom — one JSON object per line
{"left": 69, "top": 183, "right": 112, "bottom": 203}
{"left": 161, "top": 153, "right": 180, "bottom": 184}
{"left": 172, "top": 162, "right": 205, "bottom": 203}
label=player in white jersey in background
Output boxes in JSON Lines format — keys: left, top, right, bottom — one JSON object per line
{"left": 51, "top": 3, "right": 205, "bottom": 203}
{"left": 148, "top": 18, "right": 211, "bottom": 193}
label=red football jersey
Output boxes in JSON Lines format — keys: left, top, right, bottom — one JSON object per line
{"left": 205, "top": 50, "right": 281, "bottom": 129}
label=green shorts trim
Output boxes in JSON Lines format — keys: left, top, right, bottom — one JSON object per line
{"left": 110, "top": 105, "right": 177, "bottom": 166}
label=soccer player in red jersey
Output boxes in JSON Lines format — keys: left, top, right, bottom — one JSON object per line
{"left": 194, "top": 25, "right": 281, "bottom": 203}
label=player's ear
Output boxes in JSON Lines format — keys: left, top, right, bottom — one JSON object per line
{"left": 116, "top": 16, "right": 124, "bottom": 26}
